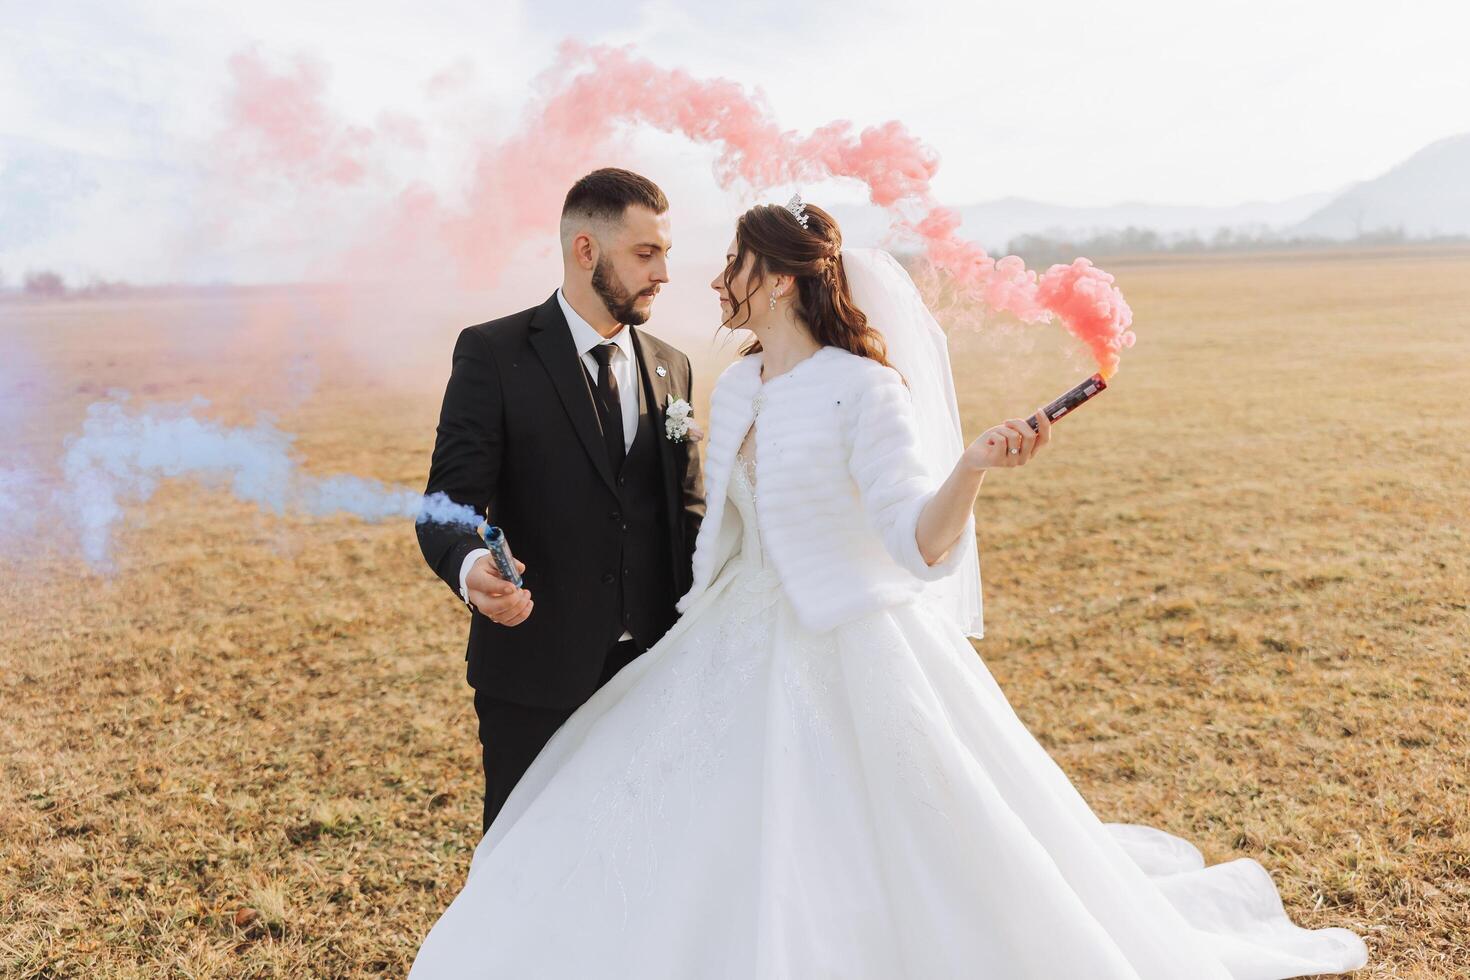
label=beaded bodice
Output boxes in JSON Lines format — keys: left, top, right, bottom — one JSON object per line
{"left": 730, "top": 419, "right": 770, "bottom": 575}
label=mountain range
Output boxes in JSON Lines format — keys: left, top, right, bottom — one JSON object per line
{"left": 835, "top": 131, "right": 1470, "bottom": 252}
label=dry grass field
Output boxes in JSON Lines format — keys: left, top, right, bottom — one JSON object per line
{"left": 2, "top": 246, "right": 1467, "bottom": 977}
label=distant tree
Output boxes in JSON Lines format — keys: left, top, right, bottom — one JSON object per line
{"left": 1004, "top": 223, "right": 1462, "bottom": 265}
{"left": 23, "top": 270, "right": 67, "bottom": 298}
{"left": 74, "top": 276, "right": 133, "bottom": 299}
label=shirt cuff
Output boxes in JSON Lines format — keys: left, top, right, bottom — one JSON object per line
{"left": 459, "top": 548, "right": 490, "bottom": 606}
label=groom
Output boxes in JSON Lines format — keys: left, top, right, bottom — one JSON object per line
{"left": 417, "top": 168, "right": 705, "bottom": 833}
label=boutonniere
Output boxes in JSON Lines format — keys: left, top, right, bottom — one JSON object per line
{"left": 664, "top": 394, "right": 696, "bottom": 443}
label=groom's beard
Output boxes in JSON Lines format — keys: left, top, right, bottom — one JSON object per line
{"left": 591, "top": 256, "right": 653, "bottom": 326}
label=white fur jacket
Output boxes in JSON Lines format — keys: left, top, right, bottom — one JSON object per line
{"left": 675, "top": 346, "right": 973, "bottom": 633}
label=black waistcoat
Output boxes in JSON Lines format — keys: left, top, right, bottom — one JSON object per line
{"left": 606, "top": 364, "right": 677, "bottom": 651}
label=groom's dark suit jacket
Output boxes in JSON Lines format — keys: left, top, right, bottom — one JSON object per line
{"left": 418, "top": 292, "right": 705, "bottom": 710}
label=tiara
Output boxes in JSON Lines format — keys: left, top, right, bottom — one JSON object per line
{"left": 784, "top": 192, "right": 809, "bottom": 229}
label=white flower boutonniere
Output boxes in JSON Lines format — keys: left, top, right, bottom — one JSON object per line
{"left": 664, "top": 394, "right": 694, "bottom": 443}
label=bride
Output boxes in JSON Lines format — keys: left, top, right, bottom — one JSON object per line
{"left": 409, "top": 197, "right": 1368, "bottom": 978}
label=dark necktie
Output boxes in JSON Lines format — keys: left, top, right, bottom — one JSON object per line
{"left": 589, "top": 343, "right": 625, "bottom": 473}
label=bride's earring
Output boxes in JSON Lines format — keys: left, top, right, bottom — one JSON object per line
{"left": 768, "top": 284, "right": 779, "bottom": 312}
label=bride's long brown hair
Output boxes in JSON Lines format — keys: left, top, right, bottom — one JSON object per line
{"left": 721, "top": 201, "right": 898, "bottom": 373}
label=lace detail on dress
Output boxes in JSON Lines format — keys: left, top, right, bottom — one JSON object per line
{"left": 736, "top": 450, "right": 758, "bottom": 497}
{"left": 734, "top": 417, "right": 771, "bottom": 573}
{"left": 782, "top": 631, "right": 839, "bottom": 771}
{"left": 730, "top": 444, "right": 774, "bottom": 581}
{"left": 736, "top": 418, "right": 758, "bottom": 493}
{"left": 857, "top": 630, "right": 955, "bottom": 822}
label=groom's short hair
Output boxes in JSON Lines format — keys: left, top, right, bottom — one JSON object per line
{"left": 561, "top": 168, "right": 668, "bottom": 247}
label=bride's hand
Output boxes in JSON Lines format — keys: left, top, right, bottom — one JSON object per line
{"left": 963, "top": 407, "right": 1052, "bottom": 471}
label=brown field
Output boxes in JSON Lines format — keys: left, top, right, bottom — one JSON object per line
{"left": 2, "top": 246, "right": 1467, "bottom": 977}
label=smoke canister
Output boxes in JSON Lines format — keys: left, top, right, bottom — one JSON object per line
{"left": 476, "top": 522, "right": 524, "bottom": 589}
{"left": 1028, "top": 373, "right": 1109, "bottom": 431}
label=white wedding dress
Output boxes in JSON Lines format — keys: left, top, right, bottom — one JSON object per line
{"left": 409, "top": 425, "right": 1367, "bottom": 978}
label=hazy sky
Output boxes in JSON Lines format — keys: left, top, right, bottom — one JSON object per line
{"left": 3, "top": 0, "right": 1468, "bottom": 282}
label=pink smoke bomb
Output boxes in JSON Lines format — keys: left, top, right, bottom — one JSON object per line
{"left": 1026, "top": 374, "right": 1108, "bottom": 432}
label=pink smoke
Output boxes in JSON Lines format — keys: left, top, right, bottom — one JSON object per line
{"left": 491, "top": 41, "right": 1137, "bottom": 375}
{"left": 1036, "top": 260, "right": 1136, "bottom": 374}
{"left": 223, "top": 49, "right": 377, "bottom": 186}
{"left": 219, "top": 40, "right": 1136, "bottom": 375}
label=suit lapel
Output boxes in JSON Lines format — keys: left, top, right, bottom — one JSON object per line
{"left": 528, "top": 293, "right": 618, "bottom": 496}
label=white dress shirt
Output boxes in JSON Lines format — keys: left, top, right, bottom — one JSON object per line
{"left": 557, "top": 287, "right": 640, "bottom": 453}
{"left": 459, "top": 289, "right": 640, "bottom": 641}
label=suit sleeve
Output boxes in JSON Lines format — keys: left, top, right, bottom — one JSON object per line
{"left": 417, "top": 327, "right": 504, "bottom": 601}
{"left": 846, "top": 365, "right": 972, "bottom": 582}
{"left": 679, "top": 354, "right": 706, "bottom": 565}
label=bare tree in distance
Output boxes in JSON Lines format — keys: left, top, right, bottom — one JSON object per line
{"left": 23, "top": 270, "right": 67, "bottom": 299}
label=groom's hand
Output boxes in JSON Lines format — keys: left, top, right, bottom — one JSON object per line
{"left": 466, "top": 555, "right": 533, "bottom": 626}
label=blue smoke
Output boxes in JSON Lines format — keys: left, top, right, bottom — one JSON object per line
{"left": 31, "top": 395, "right": 478, "bottom": 568}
